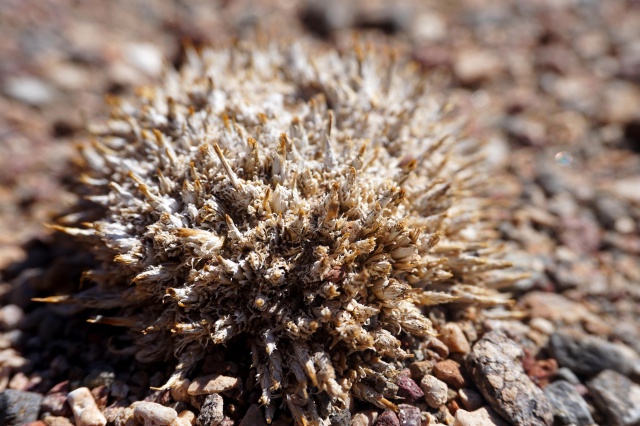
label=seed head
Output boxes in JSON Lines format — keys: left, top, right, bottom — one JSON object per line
{"left": 50, "top": 40, "right": 512, "bottom": 424}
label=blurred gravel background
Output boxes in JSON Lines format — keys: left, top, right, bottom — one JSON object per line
{"left": 1, "top": 1, "right": 640, "bottom": 425}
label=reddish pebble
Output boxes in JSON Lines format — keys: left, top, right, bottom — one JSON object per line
{"left": 396, "top": 375, "right": 424, "bottom": 403}
{"left": 374, "top": 410, "right": 400, "bottom": 426}
{"left": 433, "top": 359, "right": 466, "bottom": 388}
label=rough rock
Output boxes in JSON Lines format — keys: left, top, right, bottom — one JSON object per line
{"left": 67, "top": 387, "right": 107, "bottom": 426}
{"left": 419, "top": 374, "right": 448, "bottom": 409}
{"left": 465, "top": 331, "right": 553, "bottom": 426}
{"left": 0, "top": 389, "right": 44, "bottom": 425}
{"left": 330, "top": 408, "right": 351, "bottom": 426}
{"left": 454, "top": 407, "right": 508, "bottom": 426}
{"left": 587, "top": 370, "right": 640, "bottom": 426}
{"left": 196, "top": 394, "right": 224, "bottom": 426}
{"left": 373, "top": 410, "right": 399, "bottom": 426}
{"left": 544, "top": 380, "right": 594, "bottom": 426}
{"left": 132, "top": 401, "right": 178, "bottom": 426}
{"left": 396, "top": 375, "right": 424, "bottom": 403}
{"left": 433, "top": 359, "right": 466, "bottom": 388}
{"left": 397, "top": 404, "right": 420, "bottom": 426}
{"left": 549, "top": 329, "right": 640, "bottom": 376}
{"left": 187, "top": 374, "right": 240, "bottom": 395}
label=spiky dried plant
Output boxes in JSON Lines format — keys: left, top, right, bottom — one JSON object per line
{"left": 47, "top": 40, "right": 512, "bottom": 424}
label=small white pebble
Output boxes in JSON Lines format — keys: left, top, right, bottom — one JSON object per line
{"left": 123, "top": 43, "right": 164, "bottom": 77}
{"left": 454, "top": 407, "right": 506, "bottom": 426}
{"left": 132, "top": 401, "right": 178, "bottom": 426}
{"left": 170, "top": 418, "right": 192, "bottom": 426}
{"left": 529, "top": 317, "right": 555, "bottom": 335}
{"left": 178, "top": 410, "right": 196, "bottom": 424}
{"left": 0, "top": 305, "right": 24, "bottom": 330}
{"left": 67, "top": 387, "right": 107, "bottom": 426}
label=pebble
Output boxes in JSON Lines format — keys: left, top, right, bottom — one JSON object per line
{"left": 432, "top": 360, "right": 466, "bottom": 389}
{"left": 170, "top": 418, "right": 191, "bottom": 426}
{"left": 110, "top": 380, "right": 130, "bottom": 399}
{"left": 43, "top": 416, "right": 75, "bottom": 426}
{"left": 350, "top": 410, "right": 378, "bottom": 426}
{"left": 0, "top": 389, "right": 44, "bottom": 425}
{"left": 408, "top": 360, "right": 433, "bottom": 381}
{"left": 465, "top": 331, "right": 553, "bottom": 426}
{"left": 330, "top": 408, "right": 351, "bottom": 426}
{"left": 132, "top": 401, "right": 178, "bottom": 426}
{"left": 84, "top": 366, "right": 115, "bottom": 388}
{"left": 556, "top": 367, "right": 581, "bottom": 385}
{"left": 2, "top": 76, "right": 56, "bottom": 106}
{"left": 454, "top": 407, "right": 508, "bottom": 426}
{"left": 549, "top": 329, "right": 640, "bottom": 376}
{"left": 521, "top": 292, "right": 610, "bottom": 335}
{"left": 426, "top": 337, "right": 449, "bottom": 358}
{"left": 196, "top": 394, "right": 224, "bottom": 426}
{"left": 178, "top": 410, "right": 195, "bottom": 423}
{"left": 587, "top": 369, "right": 640, "bottom": 426}
{"left": 41, "top": 392, "right": 71, "bottom": 416}
{"left": 67, "top": 387, "right": 107, "bottom": 426}
{"left": 419, "top": 374, "right": 448, "bottom": 408}
{"left": 396, "top": 375, "right": 424, "bottom": 403}
{"left": 188, "top": 374, "right": 240, "bottom": 395}
{"left": 544, "top": 380, "right": 594, "bottom": 426}
{"left": 373, "top": 410, "right": 399, "bottom": 426}
{"left": 170, "top": 378, "right": 191, "bottom": 402}
{"left": 114, "top": 407, "right": 134, "bottom": 426}
{"left": 239, "top": 404, "right": 266, "bottom": 426}
{"left": 529, "top": 318, "right": 555, "bottom": 335}
{"left": 454, "top": 50, "right": 504, "bottom": 84}
{"left": 458, "top": 388, "right": 483, "bottom": 411}
{"left": 440, "top": 323, "right": 471, "bottom": 354}
{"left": 397, "top": 404, "right": 420, "bottom": 426}
{"left": 0, "top": 305, "right": 24, "bottom": 330}
{"left": 122, "top": 43, "right": 164, "bottom": 77}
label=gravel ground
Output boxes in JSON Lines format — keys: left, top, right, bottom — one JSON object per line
{"left": 1, "top": 1, "right": 639, "bottom": 425}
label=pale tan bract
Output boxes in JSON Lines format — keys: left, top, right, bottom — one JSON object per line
{"left": 48, "top": 40, "right": 513, "bottom": 425}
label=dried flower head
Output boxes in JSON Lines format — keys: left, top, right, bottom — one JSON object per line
{"left": 48, "top": 40, "right": 512, "bottom": 424}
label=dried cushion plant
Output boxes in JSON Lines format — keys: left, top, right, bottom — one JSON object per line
{"left": 46, "top": 40, "right": 513, "bottom": 424}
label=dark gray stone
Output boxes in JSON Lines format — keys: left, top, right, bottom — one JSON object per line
{"left": 329, "top": 408, "right": 351, "bottom": 426}
{"left": 549, "top": 330, "right": 638, "bottom": 377}
{"left": 587, "top": 370, "right": 640, "bottom": 426}
{"left": 465, "top": 331, "right": 553, "bottom": 426}
{"left": 196, "top": 394, "right": 224, "bottom": 426}
{"left": 0, "top": 389, "right": 43, "bottom": 425}
{"left": 397, "top": 404, "right": 421, "bottom": 426}
{"left": 544, "top": 380, "right": 594, "bottom": 425}
{"left": 83, "top": 365, "right": 116, "bottom": 388}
